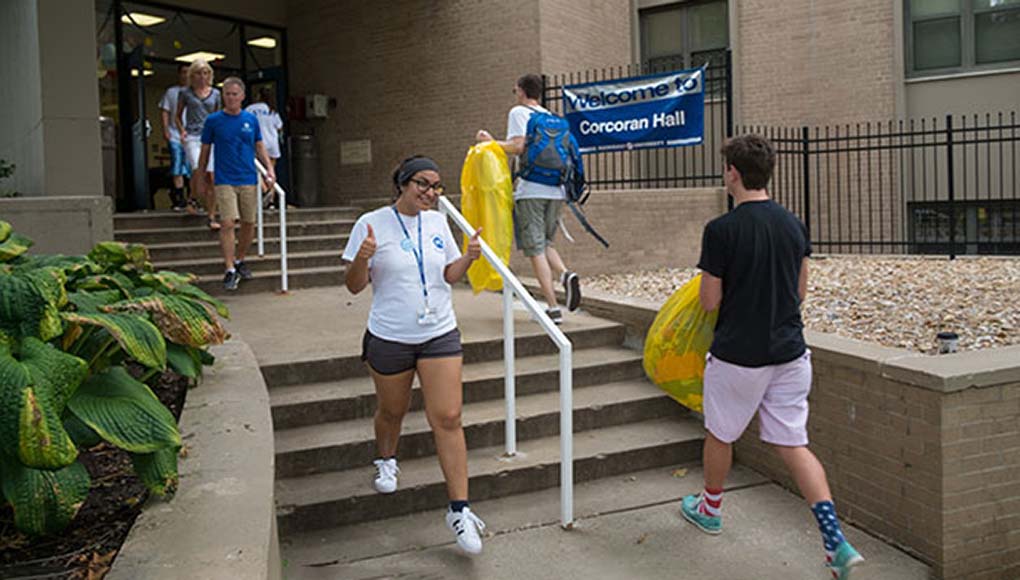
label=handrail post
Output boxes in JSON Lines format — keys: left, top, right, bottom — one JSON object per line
{"left": 255, "top": 159, "right": 289, "bottom": 292}
{"left": 503, "top": 287, "right": 516, "bottom": 456}
{"left": 559, "top": 343, "right": 573, "bottom": 529}
{"left": 437, "top": 195, "right": 572, "bottom": 528}
{"left": 279, "top": 187, "right": 288, "bottom": 292}
{"left": 256, "top": 180, "right": 265, "bottom": 257}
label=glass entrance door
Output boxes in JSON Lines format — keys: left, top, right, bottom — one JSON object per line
{"left": 96, "top": 0, "right": 287, "bottom": 211}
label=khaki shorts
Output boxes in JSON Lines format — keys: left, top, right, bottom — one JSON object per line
{"left": 215, "top": 184, "right": 258, "bottom": 223}
{"left": 514, "top": 199, "right": 563, "bottom": 257}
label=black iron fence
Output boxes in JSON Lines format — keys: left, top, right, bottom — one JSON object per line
{"left": 542, "top": 54, "right": 1018, "bottom": 256}
{"left": 542, "top": 52, "right": 732, "bottom": 190}
{"left": 747, "top": 113, "right": 1020, "bottom": 256}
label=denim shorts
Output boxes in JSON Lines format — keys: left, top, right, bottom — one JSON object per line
{"left": 169, "top": 140, "right": 191, "bottom": 178}
{"left": 361, "top": 328, "right": 463, "bottom": 375}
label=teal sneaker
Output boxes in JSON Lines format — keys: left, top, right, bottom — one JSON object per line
{"left": 828, "top": 541, "right": 864, "bottom": 579}
{"left": 680, "top": 494, "right": 722, "bottom": 535}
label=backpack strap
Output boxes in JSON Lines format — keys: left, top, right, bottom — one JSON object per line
{"left": 564, "top": 199, "right": 609, "bottom": 248}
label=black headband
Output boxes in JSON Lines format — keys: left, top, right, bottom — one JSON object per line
{"left": 396, "top": 156, "right": 440, "bottom": 186}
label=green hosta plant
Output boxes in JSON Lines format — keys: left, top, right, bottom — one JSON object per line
{"left": 0, "top": 222, "right": 229, "bottom": 535}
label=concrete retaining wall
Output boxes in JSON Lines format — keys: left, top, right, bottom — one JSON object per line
{"left": 108, "top": 340, "right": 281, "bottom": 580}
{"left": 560, "top": 285, "right": 1020, "bottom": 580}
{"left": 0, "top": 195, "right": 112, "bottom": 254}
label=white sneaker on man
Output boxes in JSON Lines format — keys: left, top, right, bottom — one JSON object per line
{"left": 372, "top": 458, "right": 399, "bottom": 494}
{"left": 445, "top": 506, "right": 486, "bottom": 554}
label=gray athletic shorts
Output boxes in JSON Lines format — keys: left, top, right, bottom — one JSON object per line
{"left": 361, "top": 328, "right": 463, "bottom": 375}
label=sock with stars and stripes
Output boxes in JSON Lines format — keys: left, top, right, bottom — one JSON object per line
{"left": 698, "top": 487, "right": 723, "bottom": 517}
{"left": 810, "top": 500, "right": 846, "bottom": 559}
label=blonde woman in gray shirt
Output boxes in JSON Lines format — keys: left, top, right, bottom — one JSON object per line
{"left": 176, "top": 59, "right": 222, "bottom": 229}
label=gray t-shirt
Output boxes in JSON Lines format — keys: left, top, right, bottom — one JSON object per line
{"left": 179, "top": 87, "right": 221, "bottom": 136}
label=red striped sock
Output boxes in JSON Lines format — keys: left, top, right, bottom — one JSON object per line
{"left": 698, "top": 487, "right": 723, "bottom": 517}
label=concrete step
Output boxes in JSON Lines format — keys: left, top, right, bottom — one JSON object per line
{"left": 115, "top": 219, "right": 355, "bottom": 245}
{"left": 113, "top": 206, "right": 359, "bottom": 229}
{"left": 154, "top": 250, "right": 339, "bottom": 278}
{"left": 196, "top": 265, "right": 345, "bottom": 296}
{"left": 275, "top": 416, "right": 703, "bottom": 534}
{"left": 275, "top": 369, "right": 659, "bottom": 479}
{"left": 145, "top": 234, "right": 349, "bottom": 262}
{"left": 281, "top": 462, "right": 770, "bottom": 567}
{"left": 259, "top": 319, "right": 627, "bottom": 388}
{"left": 270, "top": 345, "right": 644, "bottom": 430}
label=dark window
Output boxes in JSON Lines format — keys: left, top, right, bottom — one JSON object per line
{"left": 906, "top": 0, "right": 1020, "bottom": 76}
{"left": 640, "top": 1, "right": 729, "bottom": 73}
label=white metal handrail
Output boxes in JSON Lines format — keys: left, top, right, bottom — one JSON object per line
{"left": 254, "top": 159, "right": 289, "bottom": 292}
{"left": 437, "top": 196, "right": 575, "bottom": 529}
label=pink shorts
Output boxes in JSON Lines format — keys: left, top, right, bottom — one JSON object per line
{"left": 703, "top": 350, "right": 812, "bottom": 446}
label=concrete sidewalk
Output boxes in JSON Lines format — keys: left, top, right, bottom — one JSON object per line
{"left": 280, "top": 463, "right": 929, "bottom": 580}
{"left": 221, "top": 285, "right": 605, "bottom": 365}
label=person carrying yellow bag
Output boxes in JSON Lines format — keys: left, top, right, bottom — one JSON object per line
{"left": 459, "top": 141, "right": 514, "bottom": 294}
{"left": 475, "top": 73, "right": 584, "bottom": 325}
{"left": 676, "top": 135, "right": 863, "bottom": 580}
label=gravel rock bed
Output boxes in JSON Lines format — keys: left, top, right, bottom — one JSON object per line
{"left": 585, "top": 257, "right": 1020, "bottom": 354}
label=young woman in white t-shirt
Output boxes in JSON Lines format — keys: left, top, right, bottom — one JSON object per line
{"left": 341, "top": 156, "right": 485, "bottom": 554}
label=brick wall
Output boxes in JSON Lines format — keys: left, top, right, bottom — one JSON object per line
{"left": 286, "top": 0, "right": 632, "bottom": 207}
{"left": 287, "top": 0, "right": 542, "bottom": 206}
{"left": 731, "top": 333, "right": 1020, "bottom": 579}
{"left": 503, "top": 187, "right": 726, "bottom": 277}
{"left": 736, "top": 0, "right": 898, "bottom": 127}
{"left": 538, "top": 0, "right": 631, "bottom": 75}
{"left": 734, "top": 340, "right": 945, "bottom": 571}
{"left": 940, "top": 382, "right": 1020, "bottom": 579}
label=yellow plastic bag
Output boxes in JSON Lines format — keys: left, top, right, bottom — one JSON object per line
{"left": 643, "top": 274, "right": 718, "bottom": 413}
{"left": 460, "top": 141, "right": 514, "bottom": 293}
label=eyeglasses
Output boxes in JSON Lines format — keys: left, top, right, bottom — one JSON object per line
{"left": 410, "top": 178, "right": 445, "bottom": 195}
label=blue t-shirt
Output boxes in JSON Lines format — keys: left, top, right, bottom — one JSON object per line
{"left": 201, "top": 110, "right": 262, "bottom": 186}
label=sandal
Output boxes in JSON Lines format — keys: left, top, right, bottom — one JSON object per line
{"left": 208, "top": 219, "right": 221, "bottom": 231}
{"left": 185, "top": 200, "right": 199, "bottom": 216}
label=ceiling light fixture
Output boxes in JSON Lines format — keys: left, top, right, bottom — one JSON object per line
{"left": 174, "top": 51, "right": 226, "bottom": 63}
{"left": 247, "top": 36, "right": 277, "bottom": 49}
{"left": 121, "top": 12, "right": 166, "bottom": 27}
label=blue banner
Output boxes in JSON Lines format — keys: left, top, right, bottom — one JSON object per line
{"left": 562, "top": 67, "right": 705, "bottom": 153}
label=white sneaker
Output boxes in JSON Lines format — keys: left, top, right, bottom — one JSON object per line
{"left": 372, "top": 458, "right": 399, "bottom": 494}
{"left": 445, "top": 506, "right": 485, "bottom": 554}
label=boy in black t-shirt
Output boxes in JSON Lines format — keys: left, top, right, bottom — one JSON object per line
{"left": 680, "top": 135, "right": 864, "bottom": 579}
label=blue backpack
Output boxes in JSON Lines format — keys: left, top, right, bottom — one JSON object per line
{"left": 519, "top": 106, "right": 607, "bottom": 247}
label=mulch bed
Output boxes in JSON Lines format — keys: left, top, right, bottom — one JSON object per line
{"left": 0, "top": 370, "right": 189, "bottom": 580}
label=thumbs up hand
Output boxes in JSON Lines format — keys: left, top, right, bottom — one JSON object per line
{"left": 467, "top": 228, "right": 483, "bottom": 261}
{"left": 357, "top": 224, "right": 377, "bottom": 261}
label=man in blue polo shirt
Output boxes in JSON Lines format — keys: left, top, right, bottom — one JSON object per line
{"left": 197, "top": 77, "right": 275, "bottom": 291}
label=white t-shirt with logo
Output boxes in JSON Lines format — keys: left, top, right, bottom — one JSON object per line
{"left": 158, "top": 85, "right": 187, "bottom": 143}
{"left": 244, "top": 102, "right": 284, "bottom": 158}
{"left": 506, "top": 104, "right": 566, "bottom": 201}
{"left": 341, "top": 206, "right": 462, "bottom": 344}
